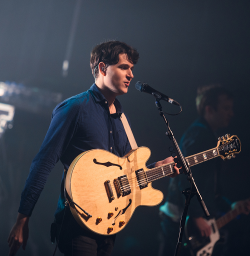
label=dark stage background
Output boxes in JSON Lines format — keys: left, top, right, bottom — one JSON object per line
{"left": 0, "top": 1, "right": 249, "bottom": 255}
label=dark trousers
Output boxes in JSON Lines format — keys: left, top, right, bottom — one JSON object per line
{"left": 158, "top": 213, "right": 181, "bottom": 256}
{"left": 63, "top": 234, "right": 115, "bottom": 256}
{"left": 56, "top": 208, "right": 116, "bottom": 256}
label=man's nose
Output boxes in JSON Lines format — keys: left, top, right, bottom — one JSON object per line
{"left": 127, "top": 69, "right": 134, "bottom": 80}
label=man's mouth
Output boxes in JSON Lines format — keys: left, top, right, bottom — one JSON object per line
{"left": 124, "top": 82, "right": 130, "bottom": 87}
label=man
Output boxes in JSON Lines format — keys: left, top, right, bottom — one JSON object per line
{"left": 8, "top": 41, "right": 179, "bottom": 256}
{"left": 158, "top": 85, "right": 250, "bottom": 256}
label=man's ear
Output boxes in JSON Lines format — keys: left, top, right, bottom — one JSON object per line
{"left": 99, "top": 62, "right": 106, "bottom": 76}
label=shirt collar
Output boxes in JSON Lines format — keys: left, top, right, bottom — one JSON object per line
{"left": 89, "top": 83, "right": 123, "bottom": 115}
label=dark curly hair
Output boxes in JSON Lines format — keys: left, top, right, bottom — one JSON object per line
{"left": 90, "top": 40, "right": 139, "bottom": 78}
{"left": 196, "top": 84, "right": 233, "bottom": 116}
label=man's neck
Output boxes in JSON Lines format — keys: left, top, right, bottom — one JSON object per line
{"left": 95, "top": 81, "right": 116, "bottom": 103}
{"left": 95, "top": 81, "right": 117, "bottom": 114}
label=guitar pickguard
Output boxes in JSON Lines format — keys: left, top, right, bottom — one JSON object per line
{"left": 187, "top": 218, "right": 220, "bottom": 256}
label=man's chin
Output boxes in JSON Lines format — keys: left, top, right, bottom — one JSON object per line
{"left": 118, "top": 88, "right": 128, "bottom": 95}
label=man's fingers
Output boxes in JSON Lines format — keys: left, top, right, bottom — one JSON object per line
{"left": 9, "top": 241, "right": 21, "bottom": 256}
{"left": 8, "top": 231, "right": 25, "bottom": 256}
{"left": 174, "top": 165, "right": 180, "bottom": 174}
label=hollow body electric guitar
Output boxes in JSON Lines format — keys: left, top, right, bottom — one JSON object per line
{"left": 185, "top": 197, "right": 250, "bottom": 256}
{"left": 65, "top": 135, "right": 241, "bottom": 235}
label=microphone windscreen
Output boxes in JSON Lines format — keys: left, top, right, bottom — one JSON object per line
{"left": 135, "top": 81, "right": 144, "bottom": 92}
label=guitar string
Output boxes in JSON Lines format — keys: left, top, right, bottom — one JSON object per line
{"left": 114, "top": 144, "right": 231, "bottom": 186}
{"left": 108, "top": 153, "right": 217, "bottom": 191}
{"left": 111, "top": 168, "right": 174, "bottom": 191}
{"left": 111, "top": 150, "right": 218, "bottom": 190}
{"left": 109, "top": 170, "right": 172, "bottom": 191}
{"left": 113, "top": 149, "right": 215, "bottom": 189}
{"left": 101, "top": 143, "right": 234, "bottom": 192}
{"left": 110, "top": 142, "right": 234, "bottom": 187}
{"left": 117, "top": 150, "right": 216, "bottom": 188}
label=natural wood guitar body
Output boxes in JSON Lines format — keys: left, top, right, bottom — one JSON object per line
{"left": 65, "top": 135, "right": 241, "bottom": 236}
{"left": 65, "top": 147, "right": 163, "bottom": 236}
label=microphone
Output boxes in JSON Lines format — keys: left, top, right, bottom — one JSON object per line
{"left": 135, "top": 81, "right": 180, "bottom": 106}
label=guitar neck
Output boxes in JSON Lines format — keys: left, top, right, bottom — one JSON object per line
{"left": 146, "top": 147, "right": 219, "bottom": 183}
{"left": 216, "top": 203, "right": 246, "bottom": 229}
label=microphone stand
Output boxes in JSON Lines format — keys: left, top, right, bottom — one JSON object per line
{"left": 154, "top": 97, "right": 210, "bottom": 256}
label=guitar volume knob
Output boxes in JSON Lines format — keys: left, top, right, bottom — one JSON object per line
{"left": 119, "top": 221, "right": 125, "bottom": 227}
{"left": 108, "top": 212, "right": 114, "bottom": 219}
{"left": 107, "top": 227, "right": 113, "bottom": 234}
{"left": 96, "top": 217, "right": 102, "bottom": 224}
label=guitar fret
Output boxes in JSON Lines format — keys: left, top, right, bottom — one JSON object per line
{"left": 147, "top": 163, "right": 174, "bottom": 183}
{"left": 194, "top": 156, "right": 198, "bottom": 163}
{"left": 161, "top": 166, "right": 165, "bottom": 176}
{"left": 169, "top": 164, "right": 173, "bottom": 173}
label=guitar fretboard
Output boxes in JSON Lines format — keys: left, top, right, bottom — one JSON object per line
{"left": 146, "top": 147, "right": 219, "bottom": 183}
{"left": 216, "top": 205, "right": 243, "bottom": 229}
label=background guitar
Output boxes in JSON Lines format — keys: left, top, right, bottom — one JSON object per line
{"left": 185, "top": 197, "right": 250, "bottom": 256}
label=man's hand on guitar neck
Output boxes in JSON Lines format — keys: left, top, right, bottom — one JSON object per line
{"left": 231, "top": 199, "right": 250, "bottom": 215}
{"left": 194, "top": 217, "right": 211, "bottom": 237}
{"left": 8, "top": 213, "right": 29, "bottom": 256}
{"left": 155, "top": 156, "right": 180, "bottom": 177}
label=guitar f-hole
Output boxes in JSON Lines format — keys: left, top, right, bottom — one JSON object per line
{"left": 112, "top": 199, "right": 132, "bottom": 226}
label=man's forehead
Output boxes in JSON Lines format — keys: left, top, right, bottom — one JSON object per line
{"left": 217, "top": 95, "right": 233, "bottom": 108}
{"left": 218, "top": 94, "right": 233, "bottom": 103}
{"left": 118, "top": 53, "right": 134, "bottom": 65}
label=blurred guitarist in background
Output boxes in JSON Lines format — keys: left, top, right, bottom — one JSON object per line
{"left": 158, "top": 85, "right": 250, "bottom": 256}
{"left": 8, "top": 41, "right": 179, "bottom": 256}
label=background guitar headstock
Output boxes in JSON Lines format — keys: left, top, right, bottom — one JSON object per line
{"left": 217, "top": 134, "right": 241, "bottom": 160}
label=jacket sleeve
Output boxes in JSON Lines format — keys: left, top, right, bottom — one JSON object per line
{"left": 18, "top": 99, "right": 81, "bottom": 216}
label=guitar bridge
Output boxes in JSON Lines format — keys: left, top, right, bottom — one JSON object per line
{"left": 104, "top": 180, "right": 115, "bottom": 202}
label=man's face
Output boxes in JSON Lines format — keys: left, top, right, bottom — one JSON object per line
{"left": 104, "top": 53, "right": 134, "bottom": 95}
{"left": 212, "top": 94, "right": 234, "bottom": 129}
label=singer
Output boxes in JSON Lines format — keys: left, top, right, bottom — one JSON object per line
{"left": 8, "top": 40, "right": 180, "bottom": 256}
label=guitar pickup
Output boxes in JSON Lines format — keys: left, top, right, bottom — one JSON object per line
{"left": 104, "top": 180, "right": 115, "bottom": 202}
{"left": 136, "top": 169, "right": 148, "bottom": 189}
{"left": 114, "top": 175, "right": 131, "bottom": 197}
{"left": 114, "top": 179, "right": 121, "bottom": 198}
